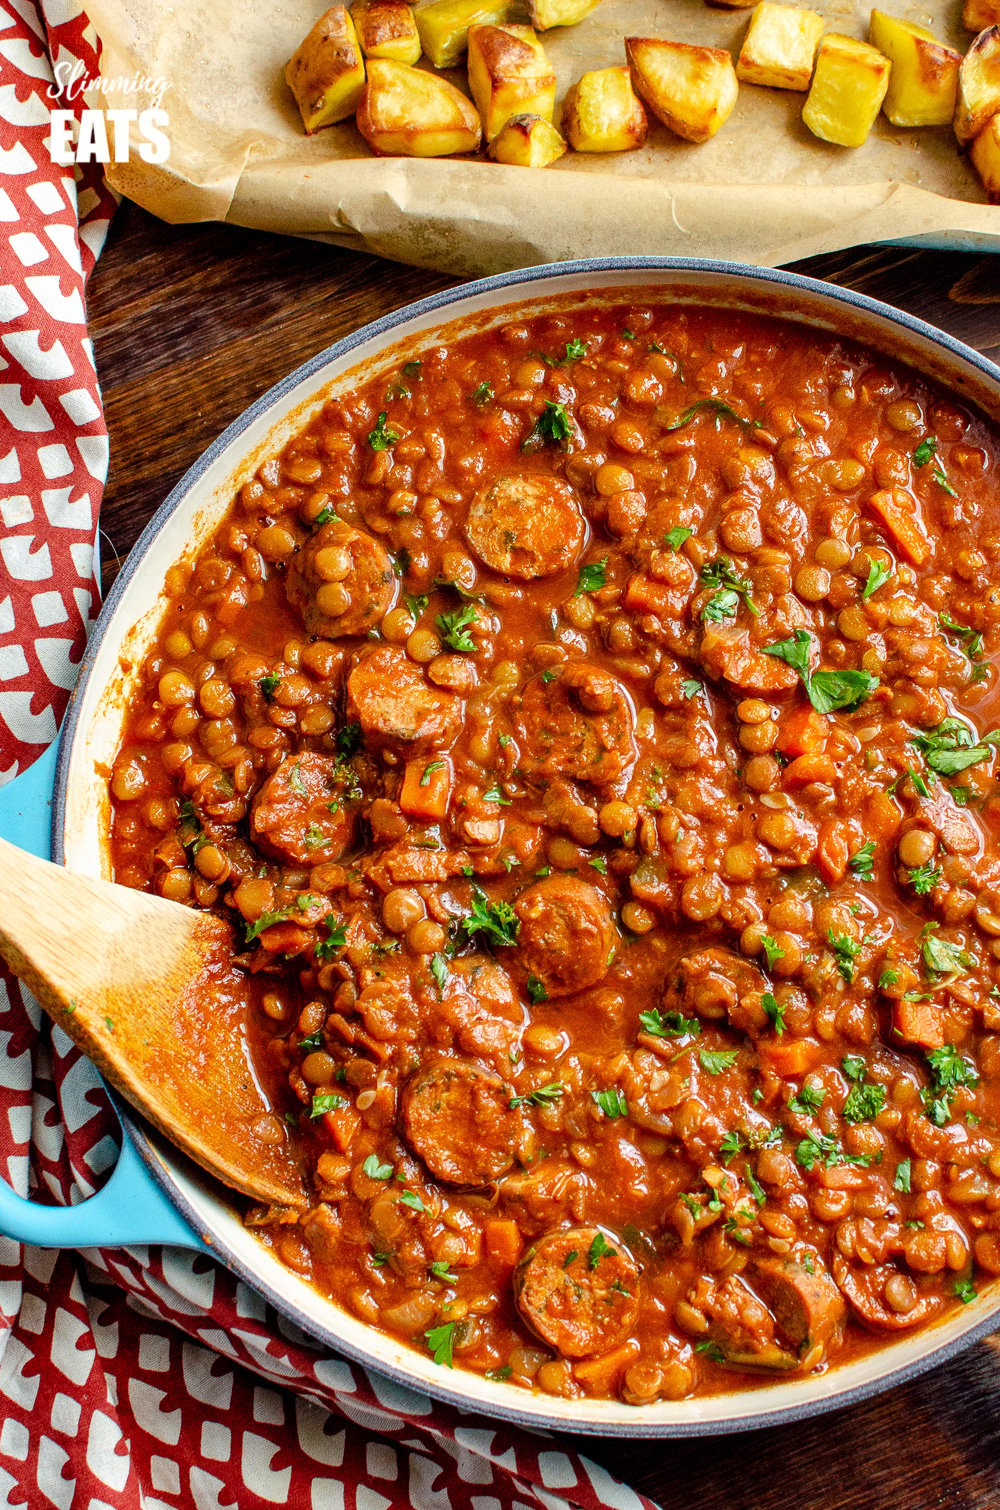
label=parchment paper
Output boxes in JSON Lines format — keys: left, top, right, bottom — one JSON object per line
{"left": 84, "top": 0, "right": 1000, "bottom": 274}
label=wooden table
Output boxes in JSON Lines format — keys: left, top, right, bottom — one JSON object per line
{"left": 88, "top": 204, "right": 1000, "bottom": 1510}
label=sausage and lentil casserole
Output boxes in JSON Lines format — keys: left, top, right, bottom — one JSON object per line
{"left": 110, "top": 297, "right": 1000, "bottom": 1404}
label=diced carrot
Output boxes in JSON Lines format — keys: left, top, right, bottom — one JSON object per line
{"left": 865, "top": 789, "right": 903, "bottom": 841}
{"left": 623, "top": 573, "right": 675, "bottom": 619}
{"left": 485, "top": 1218, "right": 523, "bottom": 1269}
{"left": 399, "top": 755, "right": 453, "bottom": 822}
{"left": 866, "top": 488, "right": 931, "bottom": 566}
{"left": 323, "top": 1105, "right": 361, "bottom": 1152}
{"left": 815, "top": 817, "right": 852, "bottom": 885}
{"left": 777, "top": 706, "right": 829, "bottom": 759}
{"left": 814, "top": 1163, "right": 870, "bottom": 1190}
{"left": 892, "top": 997, "right": 946, "bottom": 1049}
{"left": 758, "top": 1037, "right": 824, "bottom": 1077}
{"left": 783, "top": 753, "right": 838, "bottom": 788}
{"left": 574, "top": 1340, "right": 640, "bottom": 1391}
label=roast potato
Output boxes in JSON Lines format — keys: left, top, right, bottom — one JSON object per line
{"left": 285, "top": 6, "right": 366, "bottom": 133}
{"left": 415, "top": 0, "right": 518, "bottom": 68}
{"left": 488, "top": 112, "right": 568, "bottom": 164}
{"left": 802, "top": 33, "right": 890, "bottom": 145}
{"left": 625, "top": 35, "right": 739, "bottom": 141}
{"left": 352, "top": 0, "right": 422, "bottom": 64}
{"left": 970, "top": 108, "right": 1000, "bottom": 197}
{"left": 356, "top": 57, "right": 482, "bottom": 154}
{"left": 736, "top": 2, "right": 824, "bottom": 91}
{"left": 964, "top": 0, "right": 1000, "bottom": 31}
{"left": 869, "top": 11, "right": 960, "bottom": 127}
{"left": 467, "top": 23, "right": 556, "bottom": 139}
{"left": 955, "top": 25, "right": 1000, "bottom": 144}
{"left": 562, "top": 65, "right": 648, "bottom": 150}
{"left": 527, "top": 0, "right": 601, "bottom": 27}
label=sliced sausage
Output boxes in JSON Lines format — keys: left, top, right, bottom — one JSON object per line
{"left": 516, "top": 660, "right": 636, "bottom": 786}
{"left": 514, "top": 1226, "right": 640, "bottom": 1358}
{"left": 399, "top": 1056, "right": 520, "bottom": 1186}
{"left": 677, "top": 1274, "right": 799, "bottom": 1371}
{"left": 514, "top": 875, "right": 616, "bottom": 998}
{"left": 700, "top": 624, "right": 799, "bottom": 695}
{"left": 832, "top": 1255, "right": 947, "bottom": 1332}
{"left": 347, "top": 645, "right": 462, "bottom": 752}
{"left": 439, "top": 957, "right": 526, "bottom": 1072}
{"left": 287, "top": 519, "right": 397, "bottom": 638}
{"left": 663, "top": 947, "right": 766, "bottom": 1031}
{"left": 751, "top": 1252, "right": 845, "bottom": 1352}
{"left": 465, "top": 473, "right": 585, "bottom": 580}
{"left": 250, "top": 752, "right": 354, "bottom": 865}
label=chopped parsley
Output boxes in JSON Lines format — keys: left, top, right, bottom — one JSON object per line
{"left": 789, "top": 1084, "right": 826, "bottom": 1115}
{"left": 588, "top": 855, "right": 607, "bottom": 875}
{"left": 244, "top": 908, "right": 292, "bottom": 944}
{"left": 762, "top": 992, "right": 785, "bottom": 1035}
{"left": 310, "top": 1092, "right": 347, "bottom": 1118}
{"left": 315, "top": 915, "right": 347, "bottom": 961}
{"left": 430, "top": 952, "right": 448, "bottom": 995}
{"left": 420, "top": 759, "right": 445, "bottom": 787}
{"left": 485, "top": 1365, "right": 512, "bottom": 1381}
{"left": 404, "top": 591, "right": 429, "bottom": 619}
{"left": 843, "top": 1080, "right": 887, "bottom": 1124}
{"left": 522, "top": 400, "right": 572, "bottom": 452}
{"left": 368, "top": 411, "right": 399, "bottom": 451}
{"left": 912, "top": 435, "right": 938, "bottom": 468}
{"left": 695, "top": 1340, "right": 725, "bottom": 1364}
{"left": 921, "top": 928, "right": 974, "bottom": 977}
{"left": 260, "top": 671, "right": 281, "bottom": 702}
{"left": 430, "top": 1260, "right": 458, "bottom": 1284}
{"left": 699, "top": 1047, "right": 739, "bottom": 1076}
{"left": 587, "top": 1232, "right": 616, "bottom": 1269}
{"left": 761, "top": 934, "right": 784, "bottom": 970}
{"left": 923, "top": 1042, "right": 980, "bottom": 1126}
{"left": 699, "top": 557, "right": 759, "bottom": 620}
{"left": 849, "top": 841, "right": 876, "bottom": 881}
{"left": 879, "top": 967, "right": 900, "bottom": 989}
{"left": 719, "top": 1129, "right": 744, "bottom": 1162}
{"left": 575, "top": 556, "right": 608, "bottom": 596}
{"left": 664, "top": 525, "right": 693, "bottom": 551}
{"left": 336, "top": 722, "right": 363, "bottom": 759}
{"left": 664, "top": 398, "right": 758, "bottom": 433}
{"left": 471, "top": 380, "right": 493, "bottom": 407}
{"left": 462, "top": 886, "right": 519, "bottom": 948}
{"left": 842, "top": 1055, "right": 866, "bottom": 1082}
{"left": 591, "top": 1087, "right": 628, "bottom": 1119}
{"left": 954, "top": 1275, "right": 977, "bottom": 1304}
{"left": 509, "top": 1082, "right": 564, "bottom": 1109}
{"left": 399, "top": 1189, "right": 426, "bottom": 1213}
{"left": 681, "top": 679, "right": 702, "bottom": 699}
{"left": 907, "top": 862, "right": 942, "bottom": 896}
{"left": 911, "top": 717, "right": 999, "bottom": 776}
{"left": 862, "top": 560, "right": 892, "bottom": 599}
{"left": 363, "top": 1155, "right": 393, "bottom": 1180}
{"left": 424, "top": 1321, "right": 455, "bottom": 1367}
{"left": 795, "top": 1128, "right": 870, "bottom": 1172}
{"left": 828, "top": 930, "right": 864, "bottom": 983}
{"left": 939, "top": 612, "right": 983, "bottom": 663}
{"left": 526, "top": 975, "right": 548, "bottom": 1003}
{"left": 894, "top": 1158, "right": 912, "bottom": 1193}
{"left": 639, "top": 1007, "right": 700, "bottom": 1039}
{"left": 482, "top": 784, "right": 511, "bottom": 806}
{"left": 762, "top": 629, "right": 878, "bottom": 714}
{"left": 436, "top": 603, "right": 478, "bottom": 653}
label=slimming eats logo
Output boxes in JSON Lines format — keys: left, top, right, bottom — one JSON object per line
{"left": 47, "top": 61, "right": 170, "bottom": 165}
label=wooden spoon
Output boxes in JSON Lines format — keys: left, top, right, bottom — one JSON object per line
{"left": 0, "top": 837, "right": 308, "bottom": 1208}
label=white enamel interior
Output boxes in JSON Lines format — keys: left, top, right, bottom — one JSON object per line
{"left": 60, "top": 262, "right": 1000, "bottom": 1435}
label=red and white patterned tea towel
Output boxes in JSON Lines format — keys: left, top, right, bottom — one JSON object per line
{"left": 0, "top": 6, "right": 664, "bottom": 1506}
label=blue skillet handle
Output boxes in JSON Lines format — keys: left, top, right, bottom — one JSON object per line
{"left": 0, "top": 746, "right": 207, "bottom": 1253}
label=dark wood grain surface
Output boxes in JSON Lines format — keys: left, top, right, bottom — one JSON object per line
{"left": 87, "top": 203, "right": 1000, "bottom": 1509}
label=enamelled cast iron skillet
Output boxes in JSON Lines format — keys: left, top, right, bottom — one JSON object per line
{"left": 3, "top": 257, "right": 1000, "bottom": 1437}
